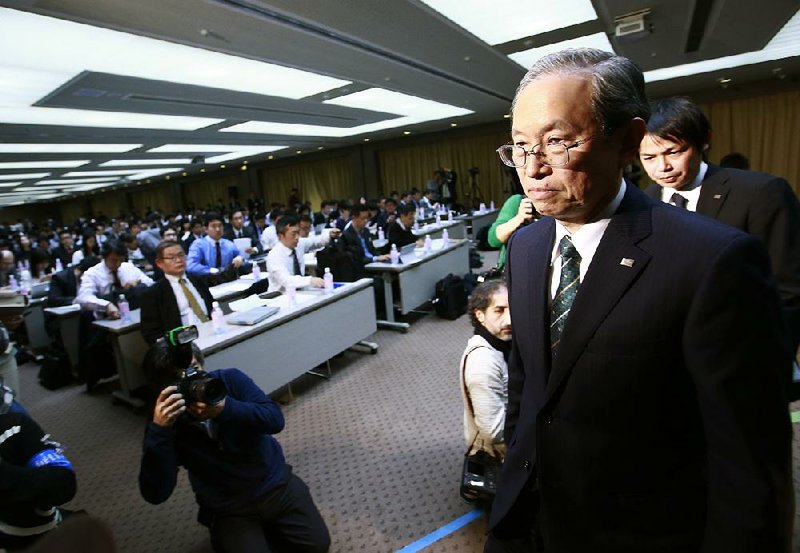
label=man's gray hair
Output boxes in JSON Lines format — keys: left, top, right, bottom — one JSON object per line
{"left": 511, "top": 48, "right": 650, "bottom": 135}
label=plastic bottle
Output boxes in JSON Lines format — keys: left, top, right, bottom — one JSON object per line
{"left": 118, "top": 294, "right": 131, "bottom": 323}
{"left": 442, "top": 228, "right": 450, "bottom": 248}
{"left": 19, "top": 269, "right": 31, "bottom": 297}
{"left": 424, "top": 234, "right": 432, "bottom": 254}
{"left": 389, "top": 244, "right": 400, "bottom": 265}
{"left": 323, "top": 267, "right": 334, "bottom": 293}
{"left": 54, "top": 258, "right": 63, "bottom": 273}
{"left": 377, "top": 228, "right": 385, "bottom": 241}
{"left": 448, "top": 210, "right": 454, "bottom": 221}
{"left": 211, "top": 301, "right": 226, "bottom": 334}
{"left": 8, "top": 275, "right": 18, "bottom": 292}
{"left": 252, "top": 262, "right": 261, "bottom": 282}
{"left": 490, "top": 200, "right": 496, "bottom": 210}
{"left": 286, "top": 285, "right": 296, "bottom": 305}
{"left": 435, "top": 213, "right": 441, "bottom": 225}
{"left": 478, "top": 202, "right": 486, "bottom": 213}
{"left": 413, "top": 219, "right": 419, "bottom": 231}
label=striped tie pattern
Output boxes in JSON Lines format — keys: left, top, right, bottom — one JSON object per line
{"left": 550, "top": 235, "right": 581, "bottom": 353}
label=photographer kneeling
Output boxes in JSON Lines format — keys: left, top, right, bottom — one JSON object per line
{"left": 138, "top": 330, "right": 330, "bottom": 553}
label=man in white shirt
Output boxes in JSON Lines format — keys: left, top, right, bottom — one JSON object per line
{"left": 266, "top": 215, "right": 340, "bottom": 293}
{"left": 75, "top": 240, "right": 154, "bottom": 319}
{"left": 260, "top": 209, "right": 286, "bottom": 251}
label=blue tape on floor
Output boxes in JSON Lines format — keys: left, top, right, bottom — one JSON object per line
{"left": 396, "top": 508, "right": 483, "bottom": 553}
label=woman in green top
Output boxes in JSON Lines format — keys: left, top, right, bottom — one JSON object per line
{"left": 487, "top": 194, "right": 537, "bottom": 269}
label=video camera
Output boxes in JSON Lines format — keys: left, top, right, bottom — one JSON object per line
{"left": 165, "top": 325, "right": 226, "bottom": 405}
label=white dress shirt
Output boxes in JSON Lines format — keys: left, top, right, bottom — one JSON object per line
{"left": 266, "top": 233, "right": 330, "bottom": 292}
{"left": 549, "top": 179, "right": 626, "bottom": 301}
{"left": 260, "top": 225, "right": 278, "bottom": 250}
{"left": 75, "top": 260, "right": 154, "bottom": 310}
{"left": 164, "top": 273, "right": 207, "bottom": 327}
{"left": 658, "top": 161, "right": 708, "bottom": 212}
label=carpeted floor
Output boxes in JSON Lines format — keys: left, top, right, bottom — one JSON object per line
{"left": 13, "top": 245, "right": 800, "bottom": 552}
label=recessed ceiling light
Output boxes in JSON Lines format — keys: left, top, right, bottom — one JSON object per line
{"left": 450, "top": 123, "right": 458, "bottom": 127}
{"left": 0, "top": 172, "right": 50, "bottom": 180}
{"left": 100, "top": 158, "right": 193, "bottom": 167}
{"left": 418, "top": 0, "right": 598, "bottom": 45}
{"left": 240, "top": 165, "right": 247, "bottom": 171}
{"left": 318, "top": 146, "right": 324, "bottom": 150}
{"left": 199, "top": 169, "right": 205, "bottom": 172}
{"left": 182, "top": 172, "right": 187, "bottom": 177}
{"left": 268, "top": 156, "right": 274, "bottom": 160}
{"left": 296, "top": 150, "right": 303, "bottom": 154}
{"left": 220, "top": 164, "right": 226, "bottom": 168}
{"left": 503, "top": 114, "right": 511, "bottom": 119}
{"left": 403, "top": 131, "right": 411, "bottom": 135}
{"left": 364, "top": 138, "right": 370, "bottom": 142}
{"left": 0, "top": 144, "right": 141, "bottom": 153}
{"left": 508, "top": 33, "right": 613, "bottom": 68}
{"left": 0, "top": 160, "right": 89, "bottom": 169}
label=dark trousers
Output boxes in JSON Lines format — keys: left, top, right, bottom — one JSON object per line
{"left": 209, "top": 473, "right": 330, "bottom": 553}
{"left": 484, "top": 478, "right": 544, "bottom": 553}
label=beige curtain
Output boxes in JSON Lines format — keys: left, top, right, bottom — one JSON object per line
{"left": 697, "top": 90, "right": 800, "bottom": 194}
{"left": 378, "top": 129, "right": 513, "bottom": 208}
{"left": 182, "top": 174, "right": 238, "bottom": 211}
{"left": 129, "top": 186, "right": 174, "bottom": 215}
{"left": 89, "top": 194, "right": 124, "bottom": 219}
{"left": 259, "top": 156, "right": 352, "bottom": 211}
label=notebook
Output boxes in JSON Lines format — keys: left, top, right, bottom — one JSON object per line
{"left": 227, "top": 305, "right": 280, "bottom": 326}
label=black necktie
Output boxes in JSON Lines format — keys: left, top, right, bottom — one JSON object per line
{"left": 215, "top": 242, "right": 222, "bottom": 268}
{"left": 112, "top": 269, "right": 122, "bottom": 289}
{"left": 291, "top": 249, "right": 302, "bottom": 276}
{"left": 671, "top": 193, "right": 688, "bottom": 209}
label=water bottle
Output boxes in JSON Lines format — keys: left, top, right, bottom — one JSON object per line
{"left": 435, "top": 213, "right": 441, "bottom": 225}
{"left": 54, "top": 258, "right": 63, "bottom": 273}
{"left": 252, "top": 262, "right": 261, "bottom": 282}
{"left": 378, "top": 228, "right": 385, "bottom": 241}
{"left": 211, "top": 301, "right": 226, "bottom": 334}
{"left": 286, "top": 285, "right": 296, "bottom": 305}
{"left": 442, "top": 228, "right": 450, "bottom": 248}
{"left": 389, "top": 244, "right": 400, "bottom": 265}
{"left": 479, "top": 202, "right": 486, "bottom": 213}
{"left": 323, "top": 267, "right": 334, "bottom": 293}
{"left": 8, "top": 275, "right": 18, "bottom": 292}
{"left": 19, "top": 269, "right": 31, "bottom": 297}
{"left": 448, "top": 210, "right": 454, "bottom": 221}
{"left": 118, "top": 294, "right": 131, "bottom": 323}
{"left": 413, "top": 219, "right": 419, "bottom": 231}
{"left": 424, "top": 234, "right": 432, "bottom": 254}
{"left": 490, "top": 200, "right": 496, "bottom": 210}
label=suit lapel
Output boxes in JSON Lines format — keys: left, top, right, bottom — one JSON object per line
{"left": 696, "top": 164, "right": 729, "bottom": 218}
{"left": 544, "top": 186, "right": 654, "bottom": 406}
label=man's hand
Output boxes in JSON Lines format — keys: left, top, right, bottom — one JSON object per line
{"left": 187, "top": 398, "right": 226, "bottom": 421}
{"left": 105, "top": 303, "right": 121, "bottom": 320}
{"left": 329, "top": 229, "right": 342, "bottom": 239}
{"left": 245, "top": 247, "right": 258, "bottom": 255}
{"left": 516, "top": 198, "right": 535, "bottom": 223}
{"left": 376, "top": 254, "right": 391, "bottom": 262}
{"left": 153, "top": 386, "right": 186, "bottom": 427}
{"left": 232, "top": 255, "right": 244, "bottom": 268}
{"left": 122, "top": 279, "right": 140, "bottom": 289}
{"left": 310, "top": 277, "right": 325, "bottom": 288}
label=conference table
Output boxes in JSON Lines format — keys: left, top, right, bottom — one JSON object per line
{"left": 93, "top": 278, "right": 377, "bottom": 408}
{"left": 455, "top": 208, "right": 498, "bottom": 239}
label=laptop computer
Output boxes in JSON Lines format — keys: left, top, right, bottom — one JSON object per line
{"left": 227, "top": 305, "right": 280, "bottom": 326}
{"left": 399, "top": 242, "right": 417, "bottom": 257}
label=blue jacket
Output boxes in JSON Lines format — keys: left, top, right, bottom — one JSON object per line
{"left": 186, "top": 237, "right": 242, "bottom": 276}
{"left": 138, "top": 369, "right": 288, "bottom": 520}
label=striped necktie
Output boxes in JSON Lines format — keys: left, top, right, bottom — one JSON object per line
{"left": 550, "top": 235, "right": 581, "bottom": 354}
{"left": 179, "top": 278, "right": 208, "bottom": 323}
{"left": 671, "top": 193, "right": 688, "bottom": 209}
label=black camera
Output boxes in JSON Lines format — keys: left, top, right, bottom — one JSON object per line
{"left": 164, "top": 325, "right": 226, "bottom": 405}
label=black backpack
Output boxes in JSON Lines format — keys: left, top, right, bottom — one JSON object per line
{"left": 316, "top": 238, "right": 360, "bottom": 282}
{"left": 38, "top": 352, "right": 73, "bottom": 390}
{"left": 432, "top": 273, "right": 468, "bottom": 320}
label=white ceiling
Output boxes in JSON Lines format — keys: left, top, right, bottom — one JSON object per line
{"left": 0, "top": 0, "right": 798, "bottom": 206}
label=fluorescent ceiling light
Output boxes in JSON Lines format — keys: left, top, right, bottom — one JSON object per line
{"left": 0, "top": 160, "right": 89, "bottom": 169}
{"left": 128, "top": 168, "right": 183, "bottom": 180}
{"left": 0, "top": 144, "right": 141, "bottom": 153}
{"left": 72, "top": 182, "right": 119, "bottom": 192}
{"left": 100, "top": 159, "right": 194, "bottom": 167}
{"left": 223, "top": 89, "right": 472, "bottom": 137}
{"left": 63, "top": 169, "right": 146, "bottom": 177}
{"left": 508, "top": 33, "right": 614, "bottom": 69}
{"left": 0, "top": 182, "right": 22, "bottom": 187}
{"left": 14, "top": 186, "right": 69, "bottom": 192}
{"left": 148, "top": 144, "right": 285, "bottom": 153}
{"left": 418, "top": 0, "right": 597, "bottom": 45}
{"left": 645, "top": 8, "right": 800, "bottom": 82}
{"left": 38, "top": 177, "right": 120, "bottom": 185}
{"left": 0, "top": 105, "right": 221, "bottom": 131}
{"left": 0, "top": 172, "right": 50, "bottom": 180}
{"left": 0, "top": 8, "right": 350, "bottom": 102}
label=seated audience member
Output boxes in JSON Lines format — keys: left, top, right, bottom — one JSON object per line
{"left": 51, "top": 230, "right": 75, "bottom": 267}
{"left": 139, "top": 341, "right": 330, "bottom": 553}
{"left": 75, "top": 240, "right": 154, "bottom": 319}
{"left": 48, "top": 256, "right": 99, "bottom": 308}
{"left": 0, "top": 378, "right": 77, "bottom": 551}
{"left": 342, "top": 205, "right": 390, "bottom": 271}
{"left": 386, "top": 203, "right": 420, "bottom": 250}
{"left": 266, "top": 215, "right": 339, "bottom": 293}
{"left": 376, "top": 198, "right": 398, "bottom": 230}
{"left": 186, "top": 212, "right": 247, "bottom": 280}
{"left": 160, "top": 226, "right": 178, "bottom": 243}
{"left": 298, "top": 214, "right": 313, "bottom": 238}
{"left": 460, "top": 281, "right": 511, "bottom": 461}
{"left": 30, "top": 247, "right": 53, "bottom": 278}
{"left": 260, "top": 208, "right": 286, "bottom": 251}
{"left": 333, "top": 203, "right": 351, "bottom": 232}
{"left": 0, "top": 249, "right": 17, "bottom": 288}
{"left": 182, "top": 220, "right": 204, "bottom": 252}
{"left": 719, "top": 151, "right": 750, "bottom": 170}
{"left": 136, "top": 214, "right": 162, "bottom": 260}
{"left": 312, "top": 201, "right": 334, "bottom": 227}
{"left": 487, "top": 194, "right": 537, "bottom": 270}
{"left": 71, "top": 231, "right": 97, "bottom": 266}
{"left": 140, "top": 241, "right": 213, "bottom": 345}
{"left": 223, "top": 209, "right": 261, "bottom": 255}
{"left": 119, "top": 232, "right": 149, "bottom": 267}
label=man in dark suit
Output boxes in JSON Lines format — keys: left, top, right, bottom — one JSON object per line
{"left": 47, "top": 256, "right": 99, "bottom": 307}
{"left": 385, "top": 203, "right": 419, "bottom": 250}
{"left": 140, "top": 240, "right": 213, "bottom": 345}
{"left": 487, "top": 48, "right": 792, "bottom": 553}
{"left": 639, "top": 96, "right": 800, "bottom": 312}
{"left": 51, "top": 230, "right": 75, "bottom": 267}
{"left": 222, "top": 209, "right": 262, "bottom": 255}
{"left": 341, "top": 205, "right": 390, "bottom": 274}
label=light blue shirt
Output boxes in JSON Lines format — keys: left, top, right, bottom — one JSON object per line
{"left": 186, "top": 236, "right": 242, "bottom": 276}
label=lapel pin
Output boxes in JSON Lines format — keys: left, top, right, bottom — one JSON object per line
{"left": 620, "top": 258, "right": 635, "bottom": 267}
{"left": 713, "top": 194, "right": 722, "bottom": 199}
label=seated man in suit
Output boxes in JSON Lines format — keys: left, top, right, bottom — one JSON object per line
{"left": 342, "top": 205, "right": 390, "bottom": 271}
{"left": 266, "top": 215, "right": 339, "bottom": 293}
{"left": 260, "top": 208, "right": 286, "bottom": 251}
{"left": 140, "top": 240, "right": 213, "bottom": 345}
{"left": 51, "top": 230, "right": 74, "bottom": 268}
{"left": 187, "top": 212, "right": 248, "bottom": 282}
{"left": 223, "top": 209, "right": 261, "bottom": 256}
{"left": 386, "top": 203, "right": 421, "bottom": 250}
{"left": 181, "top": 219, "right": 204, "bottom": 252}
{"left": 45, "top": 256, "right": 100, "bottom": 343}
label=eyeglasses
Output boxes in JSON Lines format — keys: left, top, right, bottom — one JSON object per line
{"left": 496, "top": 136, "right": 596, "bottom": 168}
{"left": 160, "top": 252, "right": 186, "bottom": 262}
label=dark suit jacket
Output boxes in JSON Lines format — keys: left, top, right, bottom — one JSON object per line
{"left": 386, "top": 221, "right": 416, "bottom": 249}
{"left": 644, "top": 164, "right": 800, "bottom": 310}
{"left": 223, "top": 225, "right": 262, "bottom": 253}
{"left": 140, "top": 275, "right": 213, "bottom": 345}
{"left": 492, "top": 183, "right": 792, "bottom": 552}
{"left": 340, "top": 226, "right": 384, "bottom": 279}
{"left": 51, "top": 246, "right": 74, "bottom": 267}
{"left": 47, "top": 268, "right": 78, "bottom": 307}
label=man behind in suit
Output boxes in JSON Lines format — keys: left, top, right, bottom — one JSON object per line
{"left": 486, "top": 48, "right": 792, "bottom": 553}
{"left": 341, "top": 205, "right": 390, "bottom": 271}
{"left": 187, "top": 212, "right": 247, "bottom": 281}
{"left": 140, "top": 240, "right": 213, "bottom": 345}
{"left": 51, "top": 230, "right": 74, "bottom": 268}
{"left": 386, "top": 203, "right": 420, "bottom": 250}
{"left": 638, "top": 97, "right": 800, "bottom": 313}
{"left": 223, "top": 209, "right": 261, "bottom": 256}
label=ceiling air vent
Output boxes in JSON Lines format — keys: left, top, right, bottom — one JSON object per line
{"left": 615, "top": 9, "right": 651, "bottom": 37}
